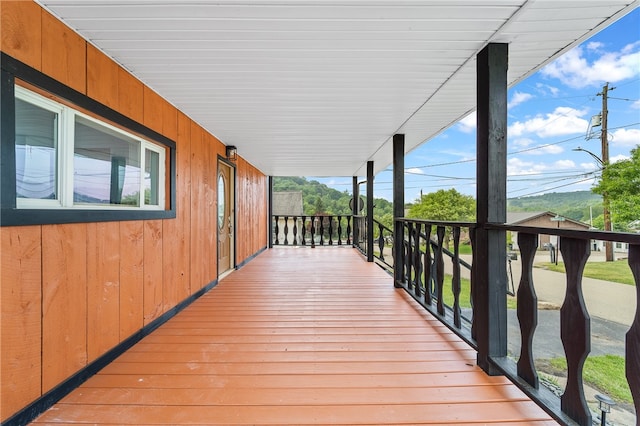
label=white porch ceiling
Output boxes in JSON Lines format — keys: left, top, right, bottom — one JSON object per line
{"left": 36, "top": 0, "right": 638, "bottom": 177}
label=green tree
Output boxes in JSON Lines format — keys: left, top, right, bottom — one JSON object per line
{"left": 314, "top": 197, "right": 327, "bottom": 215}
{"left": 593, "top": 146, "right": 640, "bottom": 229}
{"left": 407, "top": 189, "right": 475, "bottom": 222}
{"left": 407, "top": 189, "right": 475, "bottom": 248}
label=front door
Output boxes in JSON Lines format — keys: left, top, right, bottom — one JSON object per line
{"left": 217, "top": 161, "right": 234, "bottom": 275}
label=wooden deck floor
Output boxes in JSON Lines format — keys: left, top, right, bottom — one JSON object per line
{"left": 33, "top": 247, "right": 556, "bottom": 425}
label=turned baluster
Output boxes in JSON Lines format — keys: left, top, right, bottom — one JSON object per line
{"left": 559, "top": 237, "right": 591, "bottom": 425}
{"left": 327, "top": 216, "right": 333, "bottom": 246}
{"left": 435, "top": 226, "right": 446, "bottom": 316}
{"left": 516, "top": 232, "right": 539, "bottom": 388}
{"left": 283, "top": 216, "right": 289, "bottom": 245}
{"left": 452, "top": 226, "right": 462, "bottom": 328}
{"left": 414, "top": 223, "right": 423, "bottom": 298}
{"left": 423, "top": 226, "right": 433, "bottom": 306}
{"left": 292, "top": 216, "right": 298, "bottom": 245}
{"left": 378, "top": 222, "right": 385, "bottom": 262}
{"left": 469, "top": 227, "right": 476, "bottom": 341}
{"left": 406, "top": 221, "right": 414, "bottom": 291}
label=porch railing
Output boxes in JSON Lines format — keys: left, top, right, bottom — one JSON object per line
{"left": 353, "top": 215, "right": 394, "bottom": 271}
{"left": 271, "top": 215, "right": 352, "bottom": 246}
{"left": 396, "top": 218, "right": 640, "bottom": 426}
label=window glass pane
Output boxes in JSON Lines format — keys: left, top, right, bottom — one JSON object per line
{"left": 218, "top": 173, "right": 225, "bottom": 228}
{"left": 144, "top": 148, "right": 160, "bottom": 206}
{"left": 15, "top": 98, "right": 58, "bottom": 200}
{"left": 74, "top": 116, "right": 141, "bottom": 206}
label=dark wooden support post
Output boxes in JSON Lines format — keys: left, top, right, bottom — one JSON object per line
{"left": 627, "top": 244, "right": 640, "bottom": 418}
{"left": 475, "top": 43, "right": 508, "bottom": 374}
{"left": 352, "top": 176, "right": 359, "bottom": 247}
{"left": 393, "top": 134, "right": 405, "bottom": 287}
{"left": 366, "top": 161, "right": 374, "bottom": 262}
{"left": 268, "top": 176, "right": 273, "bottom": 248}
{"left": 559, "top": 237, "right": 591, "bottom": 425}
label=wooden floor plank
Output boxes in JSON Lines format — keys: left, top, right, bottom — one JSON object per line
{"left": 60, "top": 386, "right": 533, "bottom": 406}
{"left": 32, "top": 247, "right": 555, "bottom": 425}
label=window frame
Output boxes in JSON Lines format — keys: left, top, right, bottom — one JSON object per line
{"left": 1, "top": 53, "right": 176, "bottom": 226}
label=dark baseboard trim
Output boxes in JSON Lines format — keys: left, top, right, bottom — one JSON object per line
{"left": 2, "top": 278, "right": 219, "bottom": 426}
{"left": 236, "top": 246, "right": 267, "bottom": 269}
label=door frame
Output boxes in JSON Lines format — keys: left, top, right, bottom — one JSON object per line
{"left": 216, "top": 156, "right": 236, "bottom": 277}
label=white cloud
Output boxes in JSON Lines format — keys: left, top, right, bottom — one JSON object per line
{"left": 540, "top": 44, "right": 640, "bottom": 89}
{"left": 524, "top": 144, "right": 564, "bottom": 156}
{"left": 508, "top": 91, "right": 534, "bottom": 108}
{"left": 457, "top": 112, "right": 476, "bottom": 133}
{"left": 631, "top": 99, "right": 640, "bottom": 109}
{"left": 507, "top": 158, "right": 546, "bottom": 176}
{"left": 587, "top": 41, "right": 604, "bottom": 51}
{"left": 535, "top": 82, "right": 560, "bottom": 97}
{"left": 508, "top": 107, "right": 589, "bottom": 138}
{"left": 507, "top": 158, "right": 576, "bottom": 176}
{"left": 406, "top": 168, "right": 424, "bottom": 175}
{"left": 512, "top": 137, "right": 535, "bottom": 148}
{"left": 579, "top": 162, "right": 599, "bottom": 171}
{"left": 610, "top": 154, "right": 630, "bottom": 164}
{"left": 610, "top": 128, "right": 640, "bottom": 147}
{"left": 554, "top": 159, "right": 576, "bottom": 168}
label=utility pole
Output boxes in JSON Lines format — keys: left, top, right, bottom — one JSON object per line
{"left": 598, "top": 82, "right": 614, "bottom": 261}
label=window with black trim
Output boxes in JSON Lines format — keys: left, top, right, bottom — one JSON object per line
{"left": 15, "top": 86, "right": 166, "bottom": 210}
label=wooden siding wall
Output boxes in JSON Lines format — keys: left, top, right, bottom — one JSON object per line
{"left": 236, "top": 157, "right": 268, "bottom": 263}
{"left": 0, "top": 1, "right": 268, "bottom": 421}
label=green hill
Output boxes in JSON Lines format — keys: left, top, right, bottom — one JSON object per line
{"left": 508, "top": 191, "right": 602, "bottom": 224}
{"left": 273, "top": 177, "right": 394, "bottom": 228}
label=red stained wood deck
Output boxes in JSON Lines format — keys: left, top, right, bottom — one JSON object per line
{"left": 33, "top": 247, "right": 556, "bottom": 425}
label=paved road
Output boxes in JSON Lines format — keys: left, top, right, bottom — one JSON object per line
{"left": 446, "top": 251, "right": 637, "bottom": 326}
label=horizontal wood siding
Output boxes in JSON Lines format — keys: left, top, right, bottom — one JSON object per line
{"left": 0, "top": 1, "right": 267, "bottom": 421}
{"left": 32, "top": 248, "right": 556, "bottom": 425}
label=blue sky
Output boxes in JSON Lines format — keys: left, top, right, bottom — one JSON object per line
{"left": 311, "top": 8, "right": 640, "bottom": 203}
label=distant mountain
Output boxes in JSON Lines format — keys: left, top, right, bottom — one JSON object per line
{"left": 508, "top": 191, "right": 603, "bottom": 224}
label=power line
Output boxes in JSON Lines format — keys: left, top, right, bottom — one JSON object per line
{"left": 508, "top": 176, "right": 596, "bottom": 198}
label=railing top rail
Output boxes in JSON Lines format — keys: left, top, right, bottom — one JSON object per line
{"left": 396, "top": 218, "right": 477, "bottom": 228}
{"left": 373, "top": 218, "right": 393, "bottom": 234}
{"left": 395, "top": 218, "right": 640, "bottom": 244}
{"left": 489, "top": 223, "right": 640, "bottom": 244}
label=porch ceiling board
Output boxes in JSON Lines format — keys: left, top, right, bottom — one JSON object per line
{"left": 36, "top": 0, "right": 638, "bottom": 177}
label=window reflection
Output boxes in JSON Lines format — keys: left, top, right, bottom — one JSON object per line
{"left": 74, "top": 116, "right": 141, "bottom": 206}
{"left": 15, "top": 99, "right": 58, "bottom": 200}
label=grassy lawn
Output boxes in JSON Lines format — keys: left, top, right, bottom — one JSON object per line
{"left": 440, "top": 276, "right": 472, "bottom": 308}
{"left": 439, "top": 276, "right": 517, "bottom": 310}
{"left": 541, "top": 355, "right": 632, "bottom": 405}
{"left": 537, "top": 259, "right": 636, "bottom": 286}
